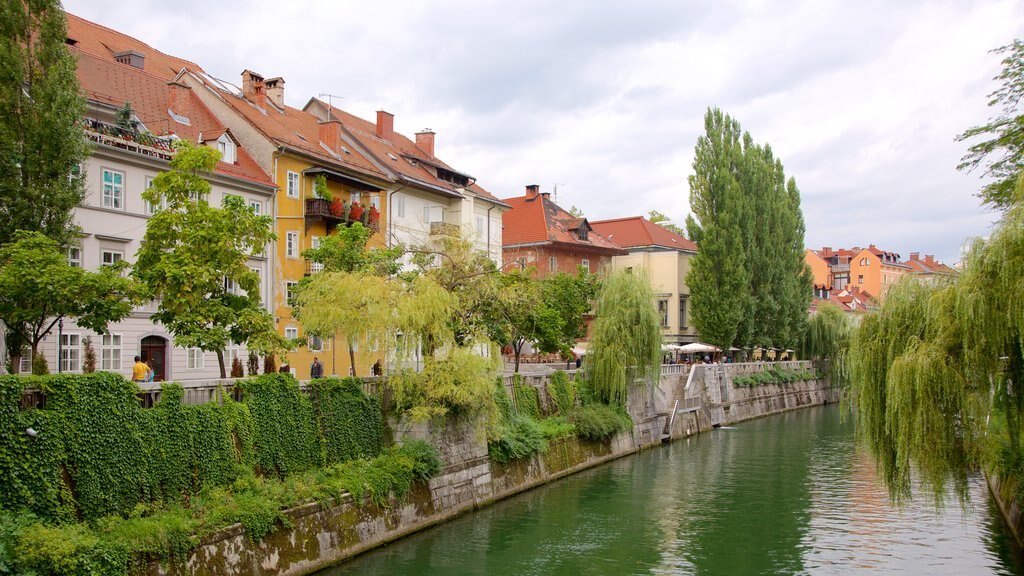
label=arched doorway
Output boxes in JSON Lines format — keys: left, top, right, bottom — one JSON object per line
{"left": 140, "top": 336, "right": 168, "bottom": 382}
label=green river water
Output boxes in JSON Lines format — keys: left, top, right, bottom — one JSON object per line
{"left": 322, "top": 405, "right": 1024, "bottom": 575}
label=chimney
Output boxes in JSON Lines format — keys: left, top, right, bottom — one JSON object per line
{"left": 376, "top": 110, "right": 394, "bottom": 141}
{"left": 925, "top": 254, "right": 935, "bottom": 264}
{"left": 265, "top": 77, "right": 285, "bottom": 109}
{"left": 319, "top": 120, "right": 342, "bottom": 152}
{"left": 910, "top": 252, "right": 920, "bottom": 260}
{"left": 822, "top": 247, "right": 832, "bottom": 256}
{"left": 525, "top": 184, "right": 540, "bottom": 199}
{"left": 166, "top": 81, "right": 190, "bottom": 116}
{"left": 241, "top": 69, "right": 266, "bottom": 108}
{"left": 114, "top": 49, "right": 145, "bottom": 69}
{"left": 415, "top": 129, "right": 435, "bottom": 157}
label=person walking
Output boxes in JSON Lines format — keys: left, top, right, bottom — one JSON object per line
{"left": 132, "top": 356, "right": 149, "bottom": 382}
{"left": 310, "top": 357, "right": 324, "bottom": 379}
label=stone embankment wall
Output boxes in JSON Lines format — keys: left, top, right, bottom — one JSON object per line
{"left": 154, "top": 362, "right": 837, "bottom": 576}
{"left": 988, "top": 474, "right": 1024, "bottom": 547}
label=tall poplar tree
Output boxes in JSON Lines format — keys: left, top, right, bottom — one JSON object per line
{"left": 686, "top": 108, "right": 750, "bottom": 348}
{"left": 0, "top": 0, "right": 87, "bottom": 247}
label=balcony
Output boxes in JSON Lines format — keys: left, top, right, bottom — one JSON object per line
{"left": 80, "top": 117, "right": 175, "bottom": 161}
{"left": 304, "top": 258, "right": 324, "bottom": 276}
{"left": 830, "top": 263, "right": 850, "bottom": 272}
{"left": 304, "top": 198, "right": 380, "bottom": 235}
{"left": 429, "top": 222, "right": 460, "bottom": 237}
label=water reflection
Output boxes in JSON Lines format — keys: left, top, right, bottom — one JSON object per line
{"left": 322, "top": 405, "right": 1023, "bottom": 575}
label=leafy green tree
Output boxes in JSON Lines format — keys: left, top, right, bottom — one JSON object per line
{"left": 301, "top": 221, "right": 401, "bottom": 276}
{"left": 587, "top": 270, "right": 662, "bottom": 406}
{"left": 686, "top": 108, "right": 750, "bottom": 348}
{"left": 133, "top": 142, "right": 287, "bottom": 378}
{"left": 647, "top": 210, "right": 684, "bottom": 236}
{"left": 957, "top": 40, "right": 1024, "bottom": 211}
{"left": 800, "top": 302, "right": 850, "bottom": 383}
{"left": 541, "top": 270, "right": 599, "bottom": 350}
{"left": 0, "top": 0, "right": 88, "bottom": 247}
{"left": 0, "top": 231, "right": 139, "bottom": 369}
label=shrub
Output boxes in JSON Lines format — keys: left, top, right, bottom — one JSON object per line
{"left": 263, "top": 354, "right": 276, "bottom": 374}
{"left": 547, "top": 371, "right": 577, "bottom": 415}
{"left": 512, "top": 376, "right": 540, "bottom": 419}
{"left": 488, "top": 414, "right": 547, "bottom": 465}
{"left": 247, "top": 352, "right": 260, "bottom": 376}
{"left": 396, "top": 440, "right": 442, "bottom": 482}
{"left": 536, "top": 416, "right": 575, "bottom": 439}
{"left": 567, "top": 404, "right": 632, "bottom": 441}
{"left": 230, "top": 357, "right": 244, "bottom": 378}
{"left": 82, "top": 337, "right": 96, "bottom": 374}
{"left": 31, "top": 354, "right": 48, "bottom": 376}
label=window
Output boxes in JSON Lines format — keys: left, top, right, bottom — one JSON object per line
{"left": 310, "top": 236, "right": 324, "bottom": 273}
{"left": 350, "top": 192, "right": 361, "bottom": 204}
{"left": 549, "top": 256, "right": 557, "bottom": 272}
{"left": 286, "top": 281, "right": 298, "bottom": 305}
{"left": 423, "top": 205, "right": 430, "bottom": 223}
{"left": 308, "top": 334, "right": 323, "bottom": 352}
{"left": 67, "top": 247, "right": 81, "bottom": 268}
{"left": 249, "top": 200, "right": 262, "bottom": 214}
{"left": 187, "top": 348, "right": 204, "bottom": 370}
{"left": 860, "top": 257, "right": 870, "bottom": 266}
{"left": 395, "top": 195, "right": 405, "bottom": 218}
{"left": 679, "top": 295, "right": 688, "bottom": 329}
{"left": 101, "top": 333, "right": 122, "bottom": 370}
{"left": 286, "top": 171, "right": 299, "bottom": 198}
{"left": 216, "top": 135, "right": 236, "bottom": 163}
{"left": 249, "top": 267, "right": 262, "bottom": 300}
{"left": 578, "top": 225, "right": 588, "bottom": 241}
{"left": 223, "top": 277, "right": 239, "bottom": 295}
{"left": 370, "top": 195, "right": 380, "bottom": 210}
{"left": 60, "top": 333, "right": 80, "bottom": 372}
{"left": 285, "top": 326, "right": 298, "bottom": 341}
{"left": 102, "top": 169, "right": 124, "bottom": 209}
{"left": 476, "top": 216, "right": 484, "bottom": 235}
{"left": 858, "top": 274, "right": 864, "bottom": 284}
{"left": 657, "top": 299, "right": 669, "bottom": 327}
{"left": 101, "top": 250, "right": 124, "bottom": 266}
{"left": 144, "top": 176, "right": 163, "bottom": 214}
{"left": 286, "top": 231, "right": 299, "bottom": 258}
{"left": 581, "top": 258, "right": 590, "bottom": 272}
{"left": 18, "top": 351, "right": 31, "bottom": 374}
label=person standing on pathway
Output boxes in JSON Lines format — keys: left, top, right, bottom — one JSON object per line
{"left": 310, "top": 357, "right": 324, "bottom": 379}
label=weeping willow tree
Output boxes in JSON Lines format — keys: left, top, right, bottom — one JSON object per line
{"left": 848, "top": 175, "right": 1024, "bottom": 503}
{"left": 800, "top": 302, "right": 852, "bottom": 385}
{"left": 587, "top": 270, "right": 662, "bottom": 406}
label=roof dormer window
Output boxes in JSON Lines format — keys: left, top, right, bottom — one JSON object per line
{"left": 216, "top": 134, "right": 236, "bottom": 163}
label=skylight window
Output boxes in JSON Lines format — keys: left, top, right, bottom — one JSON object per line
{"left": 168, "top": 108, "right": 190, "bottom": 125}
{"left": 295, "top": 132, "right": 308, "bottom": 142}
{"left": 387, "top": 153, "right": 398, "bottom": 161}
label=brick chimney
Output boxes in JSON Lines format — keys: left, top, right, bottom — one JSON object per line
{"left": 415, "top": 129, "right": 435, "bottom": 157}
{"left": 166, "top": 81, "right": 190, "bottom": 116}
{"left": 265, "top": 77, "right": 285, "bottom": 109}
{"left": 376, "top": 110, "right": 394, "bottom": 141}
{"left": 925, "top": 254, "right": 935, "bottom": 264}
{"left": 822, "top": 247, "right": 832, "bottom": 257}
{"left": 241, "top": 70, "right": 266, "bottom": 108}
{"left": 319, "top": 120, "right": 342, "bottom": 152}
{"left": 525, "top": 184, "right": 540, "bottom": 199}
{"left": 910, "top": 252, "right": 920, "bottom": 260}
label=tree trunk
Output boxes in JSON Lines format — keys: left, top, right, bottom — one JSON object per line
{"left": 216, "top": 349, "right": 227, "bottom": 379}
{"left": 513, "top": 339, "right": 524, "bottom": 373}
{"left": 348, "top": 340, "right": 357, "bottom": 378}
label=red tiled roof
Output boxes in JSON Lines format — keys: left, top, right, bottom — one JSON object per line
{"left": 66, "top": 13, "right": 203, "bottom": 80}
{"left": 501, "top": 193, "right": 625, "bottom": 254}
{"left": 904, "top": 255, "right": 957, "bottom": 275}
{"left": 73, "top": 48, "right": 271, "bottom": 187}
{"left": 590, "top": 216, "right": 697, "bottom": 252}
{"left": 305, "top": 100, "right": 504, "bottom": 205}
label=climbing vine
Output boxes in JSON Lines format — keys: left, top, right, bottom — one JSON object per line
{"left": 308, "top": 377, "right": 384, "bottom": 465}
{"left": 237, "top": 373, "right": 320, "bottom": 477}
{"left": 512, "top": 375, "right": 540, "bottom": 419}
{"left": 547, "top": 371, "right": 577, "bottom": 415}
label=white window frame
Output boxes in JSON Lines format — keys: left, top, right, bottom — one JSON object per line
{"left": 223, "top": 276, "right": 239, "bottom": 295}
{"left": 101, "top": 250, "right": 124, "bottom": 267}
{"left": 657, "top": 299, "right": 670, "bottom": 328}
{"left": 187, "top": 348, "right": 204, "bottom": 370}
{"left": 286, "top": 171, "right": 299, "bottom": 198}
{"left": 476, "top": 216, "right": 484, "bottom": 235}
{"left": 249, "top": 266, "right": 262, "bottom": 301}
{"left": 60, "top": 333, "right": 81, "bottom": 373}
{"left": 395, "top": 195, "right": 405, "bottom": 218}
{"left": 581, "top": 258, "right": 590, "bottom": 272}
{"left": 310, "top": 236, "right": 324, "bottom": 273}
{"left": 285, "top": 327, "right": 299, "bottom": 345}
{"left": 144, "top": 176, "right": 163, "bottom": 214}
{"left": 67, "top": 247, "right": 82, "bottom": 268}
{"left": 549, "top": 256, "right": 557, "bottom": 272}
{"left": 350, "top": 192, "right": 361, "bottom": 204}
{"left": 286, "top": 231, "right": 299, "bottom": 258}
{"left": 423, "top": 204, "right": 430, "bottom": 223}
{"left": 102, "top": 168, "right": 125, "bottom": 210}
{"left": 101, "top": 333, "right": 122, "bottom": 371}
{"left": 308, "top": 334, "right": 323, "bottom": 352}
{"left": 249, "top": 200, "right": 262, "bottom": 215}
{"left": 370, "top": 195, "right": 380, "bottom": 210}
{"left": 286, "top": 281, "right": 298, "bottom": 305}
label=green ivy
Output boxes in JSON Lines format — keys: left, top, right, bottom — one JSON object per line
{"left": 512, "top": 375, "right": 540, "bottom": 419}
{"left": 546, "top": 371, "right": 577, "bottom": 416}
{"left": 236, "top": 373, "right": 320, "bottom": 477}
{"left": 308, "top": 378, "right": 384, "bottom": 466}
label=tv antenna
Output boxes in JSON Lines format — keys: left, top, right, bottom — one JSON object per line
{"left": 553, "top": 182, "right": 565, "bottom": 203}
{"left": 318, "top": 93, "right": 345, "bottom": 121}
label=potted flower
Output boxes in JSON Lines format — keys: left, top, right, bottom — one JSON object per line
{"left": 330, "top": 197, "right": 345, "bottom": 217}
{"left": 349, "top": 201, "right": 364, "bottom": 222}
{"left": 367, "top": 205, "right": 381, "bottom": 231}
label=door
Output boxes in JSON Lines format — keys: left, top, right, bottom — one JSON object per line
{"left": 140, "top": 336, "right": 168, "bottom": 382}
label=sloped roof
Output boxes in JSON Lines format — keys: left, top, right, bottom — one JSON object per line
{"left": 904, "top": 255, "right": 957, "bottom": 275}
{"left": 304, "top": 99, "right": 505, "bottom": 205}
{"left": 66, "top": 13, "right": 203, "bottom": 80}
{"left": 501, "top": 193, "right": 625, "bottom": 255}
{"left": 72, "top": 47, "right": 271, "bottom": 187}
{"left": 590, "top": 216, "right": 697, "bottom": 253}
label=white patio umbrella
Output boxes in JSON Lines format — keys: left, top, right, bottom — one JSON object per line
{"left": 678, "top": 342, "right": 721, "bottom": 354}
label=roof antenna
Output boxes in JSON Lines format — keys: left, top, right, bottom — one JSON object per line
{"left": 318, "top": 93, "right": 344, "bottom": 122}
{"left": 553, "top": 183, "right": 564, "bottom": 203}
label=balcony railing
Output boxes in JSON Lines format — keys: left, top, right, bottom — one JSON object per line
{"left": 80, "top": 118, "right": 176, "bottom": 161}
{"left": 429, "top": 222, "right": 460, "bottom": 237}
{"left": 304, "top": 198, "right": 380, "bottom": 235}
{"left": 305, "top": 258, "right": 324, "bottom": 276}
{"left": 830, "top": 263, "right": 850, "bottom": 272}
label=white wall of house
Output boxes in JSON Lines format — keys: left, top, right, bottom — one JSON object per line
{"left": 33, "top": 141, "right": 275, "bottom": 381}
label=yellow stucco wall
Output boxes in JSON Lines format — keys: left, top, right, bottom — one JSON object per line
{"left": 608, "top": 250, "right": 698, "bottom": 342}
{"left": 272, "top": 154, "right": 389, "bottom": 379}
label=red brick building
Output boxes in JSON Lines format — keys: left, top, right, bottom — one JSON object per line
{"left": 501, "top": 185, "right": 625, "bottom": 275}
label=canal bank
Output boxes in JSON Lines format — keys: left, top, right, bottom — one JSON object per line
{"left": 152, "top": 362, "right": 840, "bottom": 575}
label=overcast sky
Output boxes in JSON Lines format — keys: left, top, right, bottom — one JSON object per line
{"left": 65, "top": 0, "right": 1023, "bottom": 263}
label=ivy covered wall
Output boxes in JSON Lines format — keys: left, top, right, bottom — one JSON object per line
{"left": 0, "top": 372, "right": 385, "bottom": 523}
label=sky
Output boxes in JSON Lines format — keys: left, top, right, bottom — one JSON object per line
{"left": 64, "top": 0, "right": 1023, "bottom": 264}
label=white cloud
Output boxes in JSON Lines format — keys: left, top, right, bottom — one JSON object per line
{"left": 64, "top": 0, "right": 1024, "bottom": 263}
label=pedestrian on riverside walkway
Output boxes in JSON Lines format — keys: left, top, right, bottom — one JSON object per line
{"left": 310, "top": 357, "right": 324, "bottom": 379}
{"left": 132, "top": 356, "right": 148, "bottom": 382}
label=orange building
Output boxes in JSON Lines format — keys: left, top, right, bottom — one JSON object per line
{"left": 806, "top": 245, "right": 911, "bottom": 300}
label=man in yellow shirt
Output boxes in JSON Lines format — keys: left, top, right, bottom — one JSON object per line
{"left": 132, "top": 355, "right": 149, "bottom": 382}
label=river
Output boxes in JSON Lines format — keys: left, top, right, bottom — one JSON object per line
{"left": 321, "top": 405, "right": 1024, "bottom": 575}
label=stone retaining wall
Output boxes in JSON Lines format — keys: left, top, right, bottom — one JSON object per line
{"left": 151, "top": 363, "right": 836, "bottom": 575}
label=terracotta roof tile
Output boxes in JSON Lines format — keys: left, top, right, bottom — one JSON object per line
{"left": 66, "top": 13, "right": 203, "bottom": 79}
{"left": 501, "top": 193, "right": 625, "bottom": 254}
{"left": 590, "top": 216, "right": 697, "bottom": 252}
{"left": 73, "top": 48, "right": 271, "bottom": 187}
